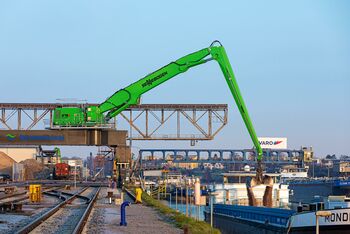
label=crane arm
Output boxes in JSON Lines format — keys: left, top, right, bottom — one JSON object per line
{"left": 209, "top": 44, "right": 263, "bottom": 161}
{"left": 98, "top": 48, "right": 211, "bottom": 119}
{"left": 98, "top": 41, "right": 263, "bottom": 161}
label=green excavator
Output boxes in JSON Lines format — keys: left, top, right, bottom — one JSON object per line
{"left": 52, "top": 41, "right": 265, "bottom": 187}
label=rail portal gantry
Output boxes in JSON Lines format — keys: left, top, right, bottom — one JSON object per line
{"left": 0, "top": 103, "right": 227, "bottom": 141}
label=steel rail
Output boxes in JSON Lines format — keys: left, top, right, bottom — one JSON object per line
{"left": 0, "top": 187, "right": 62, "bottom": 206}
{"left": 72, "top": 187, "right": 101, "bottom": 234}
{"left": 0, "top": 192, "right": 26, "bottom": 201}
{"left": 43, "top": 191, "right": 67, "bottom": 201}
{"left": 15, "top": 187, "right": 89, "bottom": 234}
{"left": 59, "top": 190, "right": 91, "bottom": 203}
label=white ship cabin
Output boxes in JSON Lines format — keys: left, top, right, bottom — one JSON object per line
{"left": 211, "top": 171, "right": 289, "bottom": 207}
{"left": 280, "top": 166, "right": 308, "bottom": 180}
{"left": 325, "top": 196, "right": 350, "bottom": 209}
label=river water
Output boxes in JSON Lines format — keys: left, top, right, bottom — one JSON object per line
{"left": 162, "top": 199, "right": 207, "bottom": 221}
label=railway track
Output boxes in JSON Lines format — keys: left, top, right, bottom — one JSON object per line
{"left": 0, "top": 180, "right": 108, "bottom": 189}
{"left": 0, "top": 187, "right": 62, "bottom": 206}
{"left": 15, "top": 187, "right": 100, "bottom": 234}
{"left": 0, "top": 192, "right": 27, "bottom": 204}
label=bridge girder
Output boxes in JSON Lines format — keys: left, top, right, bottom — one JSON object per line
{"left": 0, "top": 103, "right": 227, "bottom": 141}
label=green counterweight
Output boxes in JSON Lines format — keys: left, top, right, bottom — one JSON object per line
{"left": 52, "top": 106, "right": 104, "bottom": 127}
{"left": 52, "top": 41, "right": 263, "bottom": 161}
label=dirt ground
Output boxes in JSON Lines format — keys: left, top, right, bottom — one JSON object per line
{"left": 83, "top": 188, "right": 182, "bottom": 234}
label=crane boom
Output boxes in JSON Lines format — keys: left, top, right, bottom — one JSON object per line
{"left": 98, "top": 41, "right": 263, "bottom": 160}
{"left": 52, "top": 41, "right": 263, "bottom": 162}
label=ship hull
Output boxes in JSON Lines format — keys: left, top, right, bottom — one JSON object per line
{"left": 289, "top": 179, "right": 350, "bottom": 203}
{"left": 205, "top": 205, "right": 350, "bottom": 234}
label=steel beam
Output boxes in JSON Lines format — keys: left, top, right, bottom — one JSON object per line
{"left": 0, "top": 103, "right": 228, "bottom": 141}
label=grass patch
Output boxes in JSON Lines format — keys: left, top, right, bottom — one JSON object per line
{"left": 128, "top": 186, "right": 220, "bottom": 234}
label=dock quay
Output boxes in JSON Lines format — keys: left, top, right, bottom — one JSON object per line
{"left": 0, "top": 183, "right": 185, "bottom": 234}
{"left": 82, "top": 187, "right": 182, "bottom": 234}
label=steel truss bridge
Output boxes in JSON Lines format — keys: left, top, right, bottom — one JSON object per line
{"left": 0, "top": 103, "right": 227, "bottom": 141}
{"left": 139, "top": 148, "right": 308, "bottom": 166}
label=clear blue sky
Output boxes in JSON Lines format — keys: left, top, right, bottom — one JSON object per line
{"left": 0, "top": 1, "right": 349, "bottom": 157}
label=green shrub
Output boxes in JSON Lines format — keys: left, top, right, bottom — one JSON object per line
{"left": 139, "top": 189, "right": 221, "bottom": 234}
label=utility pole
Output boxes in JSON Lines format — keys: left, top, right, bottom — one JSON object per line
{"left": 210, "top": 193, "right": 214, "bottom": 228}
{"left": 328, "top": 166, "right": 330, "bottom": 178}
{"left": 169, "top": 192, "right": 172, "bottom": 207}
{"left": 181, "top": 185, "right": 183, "bottom": 206}
{"left": 209, "top": 189, "right": 219, "bottom": 229}
{"left": 74, "top": 163, "right": 77, "bottom": 189}
{"left": 186, "top": 184, "right": 188, "bottom": 217}
{"left": 198, "top": 205, "right": 200, "bottom": 221}
{"left": 158, "top": 177, "right": 160, "bottom": 200}
{"left": 189, "top": 186, "right": 192, "bottom": 218}
{"left": 175, "top": 186, "right": 178, "bottom": 211}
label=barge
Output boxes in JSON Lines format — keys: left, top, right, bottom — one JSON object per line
{"left": 205, "top": 198, "right": 350, "bottom": 234}
{"left": 205, "top": 170, "right": 350, "bottom": 233}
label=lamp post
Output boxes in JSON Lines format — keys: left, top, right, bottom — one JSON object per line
{"left": 85, "top": 167, "right": 88, "bottom": 182}
{"left": 208, "top": 189, "right": 219, "bottom": 228}
{"left": 175, "top": 186, "right": 178, "bottom": 211}
{"left": 186, "top": 178, "right": 192, "bottom": 217}
{"left": 210, "top": 192, "right": 213, "bottom": 227}
{"left": 74, "top": 163, "right": 77, "bottom": 189}
{"left": 185, "top": 180, "right": 189, "bottom": 216}
{"left": 180, "top": 185, "right": 183, "bottom": 206}
{"left": 315, "top": 211, "right": 332, "bottom": 234}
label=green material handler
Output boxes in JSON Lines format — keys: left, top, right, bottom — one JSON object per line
{"left": 52, "top": 41, "right": 264, "bottom": 180}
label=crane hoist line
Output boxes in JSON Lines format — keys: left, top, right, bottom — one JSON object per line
{"left": 52, "top": 40, "right": 264, "bottom": 175}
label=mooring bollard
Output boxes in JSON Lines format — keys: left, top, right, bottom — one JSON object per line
{"left": 120, "top": 201, "right": 131, "bottom": 226}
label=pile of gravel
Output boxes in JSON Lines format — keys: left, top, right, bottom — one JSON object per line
{"left": 20, "top": 159, "right": 44, "bottom": 180}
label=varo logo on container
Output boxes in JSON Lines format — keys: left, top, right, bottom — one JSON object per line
{"left": 257, "top": 137, "right": 287, "bottom": 149}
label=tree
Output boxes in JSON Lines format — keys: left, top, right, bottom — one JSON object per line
{"left": 326, "top": 154, "right": 337, "bottom": 160}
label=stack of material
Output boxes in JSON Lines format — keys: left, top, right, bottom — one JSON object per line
{"left": 247, "top": 187, "right": 258, "bottom": 206}
{"left": 35, "top": 167, "right": 51, "bottom": 180}
{"left": 0, "top": 152, "right": 16, "bottom": 176}
{"left": 263, "top": 186, "right": 273, "bottom": 207}
{"left": 20, "top": 159, "right": 44, "bottom": 180}
{"left": 247, "top": 175, "right": 274, "bottom": 207}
